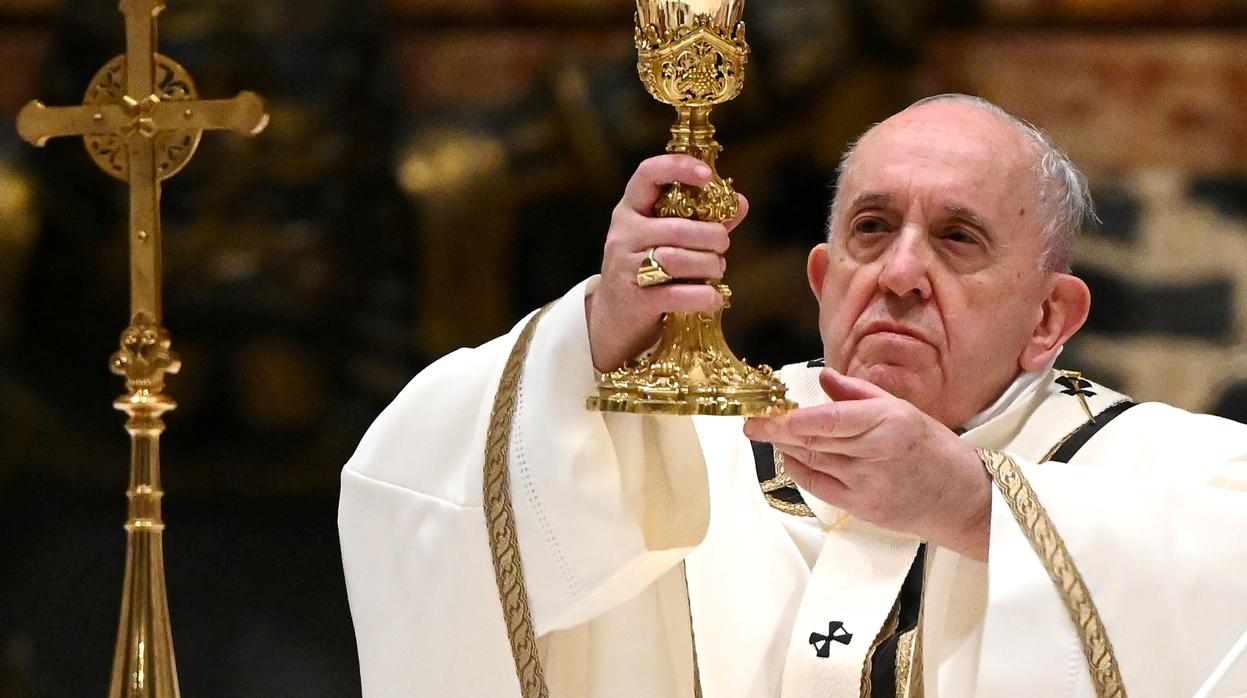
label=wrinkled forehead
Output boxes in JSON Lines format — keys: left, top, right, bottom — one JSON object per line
{"left": 840, "top": 104, "right": 1045, "bottom": 219}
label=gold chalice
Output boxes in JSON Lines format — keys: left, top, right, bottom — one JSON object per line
{"left": 587, "top": 0, "right": 795, "bottom": 416}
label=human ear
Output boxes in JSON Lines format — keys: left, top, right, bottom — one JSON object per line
{"left": 1019, "top": 273, "right": 1091, "bottom": 372}
{"left": 807, "top": 243, "right": 830, "bottom": 300}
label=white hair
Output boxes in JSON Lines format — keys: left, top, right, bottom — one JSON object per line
{"left": 827, "top": 93, "right": 1094, "bottom": 273}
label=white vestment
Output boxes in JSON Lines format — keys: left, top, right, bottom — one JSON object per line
{"left": 339, "top": 280, "right": 1247, "bottom": 697}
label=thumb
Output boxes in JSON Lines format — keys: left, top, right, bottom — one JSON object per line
{"left": 819, "top": 367, "right": 888, "bottom": 402}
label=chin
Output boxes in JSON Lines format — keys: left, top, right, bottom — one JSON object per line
{"left": 851, "top": 363, "right": 933, "bottom": 408}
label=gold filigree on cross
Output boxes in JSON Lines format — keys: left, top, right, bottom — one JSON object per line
{"left": 110, "top": 312, "right": 181, "bottom": 393}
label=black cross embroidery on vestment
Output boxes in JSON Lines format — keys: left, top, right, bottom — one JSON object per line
{"left": 809, "top": 621, "right": 853, "bottom": 658}
{"left": 1055, "top": 374, "right": 1097, "bottom": 398}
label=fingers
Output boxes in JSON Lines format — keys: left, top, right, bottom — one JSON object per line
{"left": 781, "top": 451, "right": 851, "bottom": 508}
{"left": 782, "top": 401, "right": 884, "bottom": 441}
{"left": 775, "top": 444, "right": 856, "bottom": 475}
{"left": 587, "top": 155, "right": 744, "bottom": 371}
{"left": 641, "top": 282, "right": 724, "bottom": 316}
{"left": 645, "top": 246, "right": 725, "bottom": 282}
{"left": 819, "top": 367, "right": 889, "bottom": 401}
{"left": 623, "top": 154, "right": 713, "bottom": 215}
{"left": 724, "top": 193, "right": 749, "bottom": 234}
{"left": 745, "top": 402, "right": 884, "bottom": 447}
{"left": 620, "top": 214, "right": 731, "bottom": 254}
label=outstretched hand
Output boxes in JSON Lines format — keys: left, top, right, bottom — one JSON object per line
{"left": 744, "top": 368, "right": 992, "bottom": 560}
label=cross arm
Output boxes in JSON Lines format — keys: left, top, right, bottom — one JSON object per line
{"left": 150, "top": 91, "right": 269, "bottom": 136}
{"left": 16, "top": 101, "right": 131, "bottom": 146}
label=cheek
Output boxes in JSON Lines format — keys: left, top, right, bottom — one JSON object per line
{"left": 943, "top": 283, "right": 1037, "bottom": 369}
{"left": 819, "top": 260, "right": 875, "bottom": 342}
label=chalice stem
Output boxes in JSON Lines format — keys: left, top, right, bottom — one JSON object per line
{"left": 669, "top": 106, "right": 721, "bottom": 168}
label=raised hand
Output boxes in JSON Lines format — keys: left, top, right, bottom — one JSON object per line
{"left": 586, "top": 154, "right": 748, "bottom": 372}
{"left": 744, "top": 368, "right": 993, "bottom": 560}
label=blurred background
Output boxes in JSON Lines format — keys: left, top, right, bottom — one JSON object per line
{"left": 0, "top": 0, "right": 1244, "bottom": 695}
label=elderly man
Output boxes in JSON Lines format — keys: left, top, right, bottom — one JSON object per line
{"left": 338, "top": 95, "right": 1247, "bottom": 698}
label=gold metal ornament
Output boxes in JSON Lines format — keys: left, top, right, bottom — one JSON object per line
{"left": 15, "top": 1, "right": 268, "bottom": 696}
{"left": 636, "top": 246, "right": 675, "bottom": 287}
{"left": 587, "top": 0, "right": 795, "bottom": 417}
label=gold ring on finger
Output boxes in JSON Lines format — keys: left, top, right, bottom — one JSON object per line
{"left": 636, "top": 246, "right": 674, "bottom": 287}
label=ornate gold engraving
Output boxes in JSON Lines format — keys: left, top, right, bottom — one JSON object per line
{"left": 83, "top": 54, "right": 203, "bottom": 182}
{"left": 14, "top": 1, "right": 268, "bottom": 695}
{"left": 635, "top": 8, "right": 747, "bottom": 108}
{"left": 588, "top": 1, "right": 793, "bottom": 417}
{"left": 110, "top": 313, "right": 181, "bottom": 393}
{"left": 484, "top": 305, "right": 554, "bottom": 698}
{"left": 654, "top": 177, "right": 740, "bottom": 225}
{"left": 588, "top": 300, "right": 795, "bottom": 416}
{"left": 978, "top": 449, "right": 1126, "bottom": 698}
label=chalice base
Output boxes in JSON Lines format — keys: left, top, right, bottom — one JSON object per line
{"left": 587, "top": 305, "right": 796, "bottom": 417}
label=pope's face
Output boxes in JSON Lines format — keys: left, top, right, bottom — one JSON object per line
{"left": 809, "top": 102, "right": 1054, "bottom": 428}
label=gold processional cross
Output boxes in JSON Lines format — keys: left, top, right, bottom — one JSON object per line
{"left": 16, "top": 1, "right": 268, "bottom": 695}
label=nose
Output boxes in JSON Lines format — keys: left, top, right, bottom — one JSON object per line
{"left": 877, "top": 226, "right": 933, "bottom": 299}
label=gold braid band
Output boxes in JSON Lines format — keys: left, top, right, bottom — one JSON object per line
{"left": 484, "top": 304, "right": 554, "bottom": 698}
{"left": 977, "top": 448, "right": 1126, "bottom": 698}
{"left": 482, "top": 302, "right": 705, "bottom": 697}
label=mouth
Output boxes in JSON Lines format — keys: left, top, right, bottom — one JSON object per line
{"left": 857, "top": 320, "right": 931, "bottom": 346}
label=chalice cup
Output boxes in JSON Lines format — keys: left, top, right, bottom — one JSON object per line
{"left": 586, "top": 0, "right": 796, "bottom": 416}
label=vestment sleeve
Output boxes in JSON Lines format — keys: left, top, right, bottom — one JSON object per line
{"left": 973, "top": 405, "right": 1247, "bottom": 697}
{"left": 338, "top": 278, "right": 710, "bottom": 693}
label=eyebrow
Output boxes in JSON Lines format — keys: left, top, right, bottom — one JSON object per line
{"left": 943, "top": 205, "right": 989, "bottom": 231}
{"left": 847, "top": 193, "right": 895, "bottom": 211}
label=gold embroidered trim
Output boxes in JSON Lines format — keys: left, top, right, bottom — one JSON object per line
{"left": 483, "top": 304, "right": 554, "bottom": 698}
{"left": 859, "top": 596, "right": 902, "bottom": 698}
{"left": 683, "top": 563, "right": 705, "bottom": 698}
{"left": 759, "top": 471, "right": 795, "bottom": 494}
{"left": 483, "top": 304, "right": 703, "bottom": 698}
{"left": 762, "top": 449, "right": 815, "bottom": 517}
{"left": 903, "top": 547, "right": 928, "bottom": 698}
{"left": 978, "top": 449, "right": 1126, "bottom": 698}
{"left": 895, "top": 629, "right": 918, "bottom": 697}
{"left": 763, "top": 494, "right": 816, "bottom": 517}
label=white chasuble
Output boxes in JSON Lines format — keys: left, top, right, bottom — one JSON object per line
{"left": 339, "top": 279, "right": 1247, "bottom": 698}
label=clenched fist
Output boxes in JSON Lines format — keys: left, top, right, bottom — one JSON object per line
{"left": 586, "top": 154, "right": 748, "bottom": 372}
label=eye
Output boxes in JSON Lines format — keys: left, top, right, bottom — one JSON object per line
{"left": 852, "top": 216, "right": 889, "bottom": 235}
{"left": 941, "top": 227, "right": 978, "bottom": 245}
